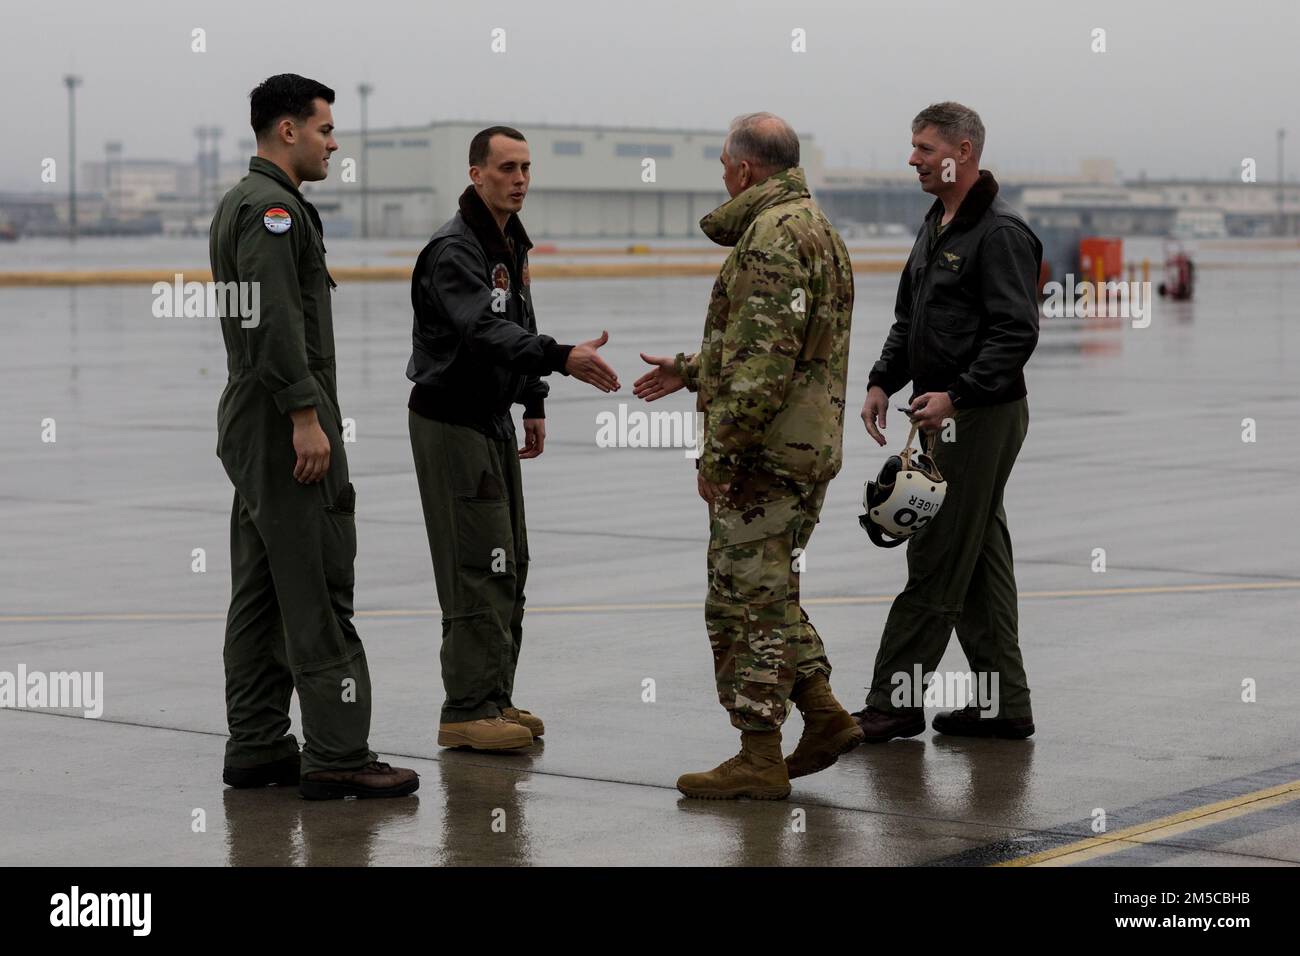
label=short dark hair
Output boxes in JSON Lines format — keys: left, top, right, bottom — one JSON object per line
{"left": 912, "top": 102, "right": 985, "bottom": 158}
{"left": 469, "top": 126, "right": 527, "bottom": 167}
{"left": 250, "top": 74, "right": 335, "bottom": 141}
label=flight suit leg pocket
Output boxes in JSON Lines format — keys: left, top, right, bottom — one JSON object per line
{"left": 454, "top": 490, "right": 516, "bottom": 579}
{"left": 321, "top": 480, "right": 358, "bottom": 593}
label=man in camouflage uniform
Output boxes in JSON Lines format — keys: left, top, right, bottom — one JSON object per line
{"left": 634, "top": 113, "right": 861, "bottom": 799}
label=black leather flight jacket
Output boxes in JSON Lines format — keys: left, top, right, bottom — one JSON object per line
{"left": 407, "top": 186, "right": 572, "bottom": 437}
{"left": 868, "top": 170, "right": 1042, "bottom": 408}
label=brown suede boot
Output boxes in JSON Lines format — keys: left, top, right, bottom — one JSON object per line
{"left": 676, "top": 730, "right": 791, "bottom": 800}
{"left": 501, "top": 707, "right": 545, "bottom": 738}
{"left": 785, "top": 673, "right": 865, "bottom": 778}
{"left": 438, "top": 717, "right": 533, "bottom": 751}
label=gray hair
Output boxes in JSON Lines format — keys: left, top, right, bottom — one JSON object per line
{"left": 911, "top": 102, "right": 985, "bottom": 158}
{"left": 724, "top": 112, "right": 800, "bottom": 172}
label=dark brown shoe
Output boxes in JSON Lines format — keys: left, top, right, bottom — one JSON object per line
{"left": 932, "top": 705, "right": 1034, "bottom": 739}
{"left": 852, "top": 705, "right": 926, "bottom": 743}
{"left": 299, "top": 760, "right": 420, "bottom": 800}
{"left": 223, "top": 753, "right": 300, "bottom": 789}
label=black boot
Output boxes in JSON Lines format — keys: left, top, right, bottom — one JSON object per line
{"left": 223, "top": 753, "right": 301, "bottom": 789}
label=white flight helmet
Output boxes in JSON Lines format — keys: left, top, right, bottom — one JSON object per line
{"left": 860, "top": 421, "right": 947, "bottom": 548}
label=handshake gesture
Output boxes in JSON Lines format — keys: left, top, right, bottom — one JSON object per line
{"left": 563, "top": 337, "right": 689, "bottom": 403}
{"left": 565, "top": 330, "right": 621, "bottom": 392}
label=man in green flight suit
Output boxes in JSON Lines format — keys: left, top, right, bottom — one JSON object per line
{"left": 210, "top": 73, "right": 417, "bottom": 799}
{"left": 635, "top": 113, "right": 862, "bottom": 799}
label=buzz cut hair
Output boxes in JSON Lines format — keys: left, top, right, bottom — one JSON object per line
{"left": 912, "top": 102, "right": 985, "bottom": 158}
{"left": 469, "top": 126, "right": 527, "bottom": 167}
{"left": 249, "top": 74, "right": 334, "bottom": 141}
{"left": 724, "top": 112, "right": 800, "bottom": 172}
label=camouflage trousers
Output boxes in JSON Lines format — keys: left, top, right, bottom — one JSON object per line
{"left": 705, "top": 469, "right": 832, "bottom": 731}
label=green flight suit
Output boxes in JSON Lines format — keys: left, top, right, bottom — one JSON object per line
{"left": 408, "top": 413, "right": 529, "bottom": 724}
{"left": 210, "top": 156, "right": 376, "bottom": 775}
{"left": 865, "top": 398, "right": 1032, "bottom": 718}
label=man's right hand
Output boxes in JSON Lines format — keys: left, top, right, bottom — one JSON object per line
{"left": 290, "top": 407, "right": 331, "bottom": 483}
{"left": 632, "top": 352, "right": 686, "bottom": 402}
{"left": 565, "top": 330, "right": 621, "bottom": 392}
{"left": 862, "top": 385, "right": 889, "bottom": 447}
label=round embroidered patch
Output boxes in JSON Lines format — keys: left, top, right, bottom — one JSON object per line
{"left": 263, "top": 207, "right": 292, "bottom": 234}
{"left": 491, "top": 262, "right": 511, "bottom": 292}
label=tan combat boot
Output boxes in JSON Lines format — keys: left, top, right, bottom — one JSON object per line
{"left": 676, "top": 730, "right": 791, "bottom": 800}
{"left": 438, "top": 717, "right": 533, "bottom": 751}
{"left": 785, "top": 673, "right": 865, "bottom": 778}
{"left": 501, "top": 707, "right": 545, "bottom": 738}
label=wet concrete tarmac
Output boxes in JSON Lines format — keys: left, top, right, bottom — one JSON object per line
{"left": 2, "top": 245, "right": 1299, "bottom": 865}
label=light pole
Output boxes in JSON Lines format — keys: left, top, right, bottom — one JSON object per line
{"left": 1278, "top": 128, "right": 1287, "bottom": 237}
{"left": 64, "top": 74, "right": 82, "bottom": 240}
{"left": 194, "top": 126, "right": 210, "bottom": 219}
{"left": 208, "top": 125, "right": 223, "bottom": 210}
{"left": 358, "top": 82, "right": 373, "bottom": 239}
{"left": 104, "top": 140, "right": 122, "bottom": 226}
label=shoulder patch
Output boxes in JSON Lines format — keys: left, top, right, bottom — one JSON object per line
{"left": 491, "top": 262, "right": 511, "bottom": 293}
{"left": 263, "top": 207, "right": 292, "bottom": 234}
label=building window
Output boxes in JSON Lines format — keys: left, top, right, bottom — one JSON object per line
{"left": 366, "top": 139, "right": 395, "bottom": 148}
{"left": 553, "top": 140, "right": 583, "bottom": 156}
{"left": 702, "top": 145, "right": 722, "bottom": 161}
{"left": 616, "top": 143, "right": 673, "bottom": 158}
{"left": 400, "top": 139, "right": 430, "bottom": 148}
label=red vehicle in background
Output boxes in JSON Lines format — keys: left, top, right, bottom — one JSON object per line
{"left": 1158, "top": 240, "right": 1195, "bottom": 300}
{"left": 1079, "top": 237, "right": 1124, "bottom": 283}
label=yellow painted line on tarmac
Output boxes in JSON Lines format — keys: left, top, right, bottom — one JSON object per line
{"left": 0, "top": 258, "right": 906, "bottom": 286}
{"left": 996, "top": 778, "right": 1300, "bottom": 867}
{"left": 1, "top": 579, "right": 1297, "bottom": 625}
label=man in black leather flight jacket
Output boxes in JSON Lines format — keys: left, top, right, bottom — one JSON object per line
{"left": 405, "top": 126, "right": 619, "bottom": 753}
{"left": 857, "top": 102, "right": 1042, "bottom": 744}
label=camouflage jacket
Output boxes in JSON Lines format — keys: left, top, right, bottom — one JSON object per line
{"left": 675, "top": 167, "right": 854, "bottom": 484}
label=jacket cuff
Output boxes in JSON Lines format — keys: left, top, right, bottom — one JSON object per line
{"left": 272, "top": 376, "right": 320, "bottom": 415}
{"left": 545, "top": 341, "right": 574, "bottom": 375}
{"left": 866, "top": 372, "right": 892, "bottom": 395}
{"left": 522, "top": 396, "right": 546, "bottom": 419}
{"left": 674, "top": 352, "right": 699, "bottom": 392}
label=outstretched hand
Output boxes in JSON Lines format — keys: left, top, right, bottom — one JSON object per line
{"left": 565, "top": 330, "right": 621, "bottom": 392}
{"left": 632, "top": 352, "right": 686, "bottom": 402}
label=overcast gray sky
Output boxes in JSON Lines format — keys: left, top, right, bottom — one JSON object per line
{"left": 1, "top": 0, "right": 1295, "bottom": 190}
